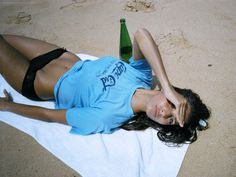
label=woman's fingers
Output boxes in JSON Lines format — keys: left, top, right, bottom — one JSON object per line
{"left": 164, "top": 86, "right": 189, "bottom": 127}
{"left": 2, "top": 89, "right": 12, "bottom": 101}
{"left": 183, "top": 101, "right": 188, "bottom": 123}
{"left": 174, "top": 100, "right": 188, "bottom": 127}
{"left": 180, "top": 101, "right": 185, "bottom": 124}
{"left": 3, "top": 89, "right": 8, "bottom": 97}
{"left": 179, "top": 100, "right": 188, "bottom": 127}
{"left": 173, "top": 105, "right": 183, "bottom": 127}
{"left": 179, "top": 105, "right": 184, "bottom": 127}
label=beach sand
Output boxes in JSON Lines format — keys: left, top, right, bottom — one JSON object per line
{"left": 0, "top": 0, "right": 235, "bottom": 176}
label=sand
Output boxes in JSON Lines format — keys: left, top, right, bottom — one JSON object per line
{"left": 0, "top": 0, "right": 235, "bottom": 177}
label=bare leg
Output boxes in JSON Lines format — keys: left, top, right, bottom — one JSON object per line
{"left": 2, "top": 34, "right": 59, "bottom": 60}
{"left": 0, "top": 35, "right": 29, "bottom": 92}
{"left": 0, "top": 35, "right": 80, "bottom": 99}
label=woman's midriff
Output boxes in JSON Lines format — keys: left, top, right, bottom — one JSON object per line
{"left": 34, "top": 52, "right": 81, "bottom": 100}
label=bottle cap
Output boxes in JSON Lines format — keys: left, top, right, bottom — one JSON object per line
{"left": 120, "top": 18, "right": 126, "bottom": 23}
{"left": 198, "top": 119, "right": 208, "bottom": 130}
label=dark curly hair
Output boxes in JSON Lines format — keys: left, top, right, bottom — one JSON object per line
{"left": 121, "top": 87, "right": 211, "bottom": 146}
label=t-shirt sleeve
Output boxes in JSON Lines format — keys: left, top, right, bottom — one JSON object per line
{"left": 129, "top": 57, "right": 153, "bottom": 85}
{"left": 66, "top": 107, "right": 114, "bottom": 135}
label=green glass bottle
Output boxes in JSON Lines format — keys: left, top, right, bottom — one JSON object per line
{"left": 119, "top": 18, "right": 132, "bottom": 63}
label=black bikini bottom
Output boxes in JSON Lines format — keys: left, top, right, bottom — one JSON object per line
{"left": 22, "top": 48, "right": 67, "bottom": 101}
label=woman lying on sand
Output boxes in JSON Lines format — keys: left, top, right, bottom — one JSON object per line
{"left": 0, "top": 28, "right": 210, "bottom": 145}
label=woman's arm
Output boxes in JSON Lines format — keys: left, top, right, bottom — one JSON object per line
{"left": 133, "top": 28, "right": 171, "bottom": 90}
{"left": 133, "top": 28, "right": 188, "bottom": 126}
{"left": 0, "top": 89, "right": 67, "bottom": 124}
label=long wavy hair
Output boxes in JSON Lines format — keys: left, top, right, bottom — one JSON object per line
{"left": 121, "top": 87, "right": 211, "bottom": 146}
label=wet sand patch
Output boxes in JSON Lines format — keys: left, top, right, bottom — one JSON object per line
{"left": 124, "top": 0, "right": 155, "bottom": 12}
{"left": 6, "top": 12, "right": 31, "bottom": 24}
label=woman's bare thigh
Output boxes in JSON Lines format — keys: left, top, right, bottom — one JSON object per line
{"left": 34, "top": 52, "right": 80, "bottom": 100}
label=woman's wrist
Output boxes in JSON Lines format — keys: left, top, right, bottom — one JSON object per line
{"left": 0, "top": 100, "right": 11, "bottom": 111}
{"left": 161, "top": 82, "right": 172, "bottom": 92}
{"left": 163, "top": 85, "right": 175, "bottom": 98}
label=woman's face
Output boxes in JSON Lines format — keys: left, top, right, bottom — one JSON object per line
{"left": 146, "top": 92, "right": 190, "bottom": 126}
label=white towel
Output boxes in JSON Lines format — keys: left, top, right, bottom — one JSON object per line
{"left": 0, "top": 54, "right": 188, "bottom": 177}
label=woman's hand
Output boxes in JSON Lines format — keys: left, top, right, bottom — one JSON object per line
{"left": 164, "top": 87, "right": 188, "bottom": 127}
{"left": 133, "top": 29, "right": 189, "bottom": 126}
{"left": 0, "top": 89, "right": 13, "bottom": 111}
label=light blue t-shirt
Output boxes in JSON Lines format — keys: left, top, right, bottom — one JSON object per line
{"left": 54, "top": 56, "right": 152, "bottom": 135}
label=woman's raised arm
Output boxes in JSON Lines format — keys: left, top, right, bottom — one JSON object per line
{"left": 133, "top": 28, "right": 188, "bottom": 127}
{"left": 133, "top": 28, "right": 171, "bottom": 90}
{"left": 0, "top": 89, "right": 67, "bottom": 124}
